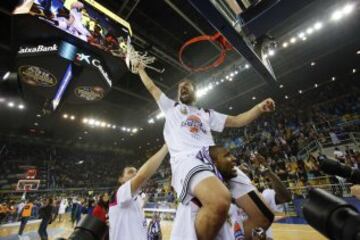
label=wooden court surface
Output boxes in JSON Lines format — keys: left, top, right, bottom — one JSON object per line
{"left": 0, "top": 217, "right": 327, "bottom": 240}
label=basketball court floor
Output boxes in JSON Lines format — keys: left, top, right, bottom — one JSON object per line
{"left": 0, "top": 215, "right": 326, "bottom": 240}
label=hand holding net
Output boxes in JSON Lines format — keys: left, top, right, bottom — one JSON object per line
{"left": 125, "top": 40, "right": 165, "bottom": 74}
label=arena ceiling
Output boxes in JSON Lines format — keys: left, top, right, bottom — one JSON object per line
{"left": 0, "top": 0, "right": 359, "bottom": 159}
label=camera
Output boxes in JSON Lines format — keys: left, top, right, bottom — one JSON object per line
{"left": 318, "top": 155, "right": 360, "bottom": 184}
{"left": 56, "top": 215, "right": 108, "bottom": 240}
{"left": 303, "top": 188, "right": 360, "bottom": 240}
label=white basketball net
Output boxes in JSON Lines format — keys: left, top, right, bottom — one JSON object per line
{"left": 125, "top": 39, "right": 164, "bottom": 74}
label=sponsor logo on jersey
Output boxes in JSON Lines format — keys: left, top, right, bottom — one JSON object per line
{"left": 233, "top": 221, "right": 245, "bottom": 240}
{"left": 181, "top": 115, "right": 207, "bottom": 134}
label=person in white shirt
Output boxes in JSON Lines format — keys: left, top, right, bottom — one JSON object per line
{"left": 137, "top": 67, "right": 275, "bottom": 240}
{"left": 171, "top": 146, "right": 274, "bottom": 240}
{"left": 58, "top": 198, "right": 68, "bottom": 223}
{"left": 108, "top": 145, "right": 168, "bottom": 240}
{"left": 333, "top": 147, "right": 345, "bottom": 163}
{"left": 260, "top": 169, "right": 292, "bottom": 240}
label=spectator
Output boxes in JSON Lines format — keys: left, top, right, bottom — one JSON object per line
{"left": 38, "top": 198, "right": 54, "bottom": 240}
{"left": 334, "top": 147, "right": 346, "bottom": 163}
{"left": 93, "top": 193, "right": 109, "bottom": 223}
{"left": 16, "top": 200, "right": 25, "bottom": 221}
{"left": 58, "top": 198, "right": 68, "bottom": 222}
{"left": 148, "top": 213, "right": 162, "bottom": 240}
{"left": 18, "top": 199, "right": 33, "bottom": 237}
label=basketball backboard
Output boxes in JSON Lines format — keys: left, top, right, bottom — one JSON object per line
{"left": 16, "top": 179, "right": 40, "bottom": 192}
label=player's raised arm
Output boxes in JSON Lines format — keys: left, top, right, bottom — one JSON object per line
{"left": 225, "top": 98, "right": 275, "bottom": 128}
{"left": 138, "top": 67, "right": 163, "bottom": 102}
{"left": 130, "top": 144, "right": 168, "bottom": 194}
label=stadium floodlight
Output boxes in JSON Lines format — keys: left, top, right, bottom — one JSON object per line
{"left": 314, "top": 22, "right": 323, "bottom": 30}
{"left": 306, "top": 27, "right": 314, "bottom": 35}
{"left": 331, "top": 10, "right": 343, "bottom": 21}
{"left": 343, "top": 3, "right": 355, "bottom": 15}
{"left": 156, "top": 112, "right": 165, "bottom": 119}
{"left": 298, "top": 32, "right": 305, "bottom": 38}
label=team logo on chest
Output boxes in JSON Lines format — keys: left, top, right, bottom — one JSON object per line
{"left": 181, "top": 114, "right": 207, "bottom": 134}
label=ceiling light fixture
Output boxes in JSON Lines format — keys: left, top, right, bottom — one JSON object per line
{"left": 2, "top": 71, "right": 10, "bottom": 80}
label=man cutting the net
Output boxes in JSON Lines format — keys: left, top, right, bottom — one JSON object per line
{"left": 137, "top": 66, "right": 275, "bottom": 240}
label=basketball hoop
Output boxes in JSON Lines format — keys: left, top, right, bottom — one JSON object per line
{"left": 179, "top": 32, "right": 233, "bottom": 72}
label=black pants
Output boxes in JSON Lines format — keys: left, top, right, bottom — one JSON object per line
{"left": 38, "top": 219, "right": 49, "bottom": 240}
{"left": 18, "top": 217, "right": 29, "bottom": 235}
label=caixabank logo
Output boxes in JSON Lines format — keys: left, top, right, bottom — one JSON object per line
{"left": 18, "top": 44, "right": 58, "bottom": 55}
